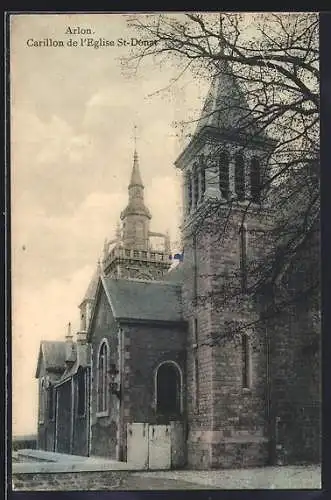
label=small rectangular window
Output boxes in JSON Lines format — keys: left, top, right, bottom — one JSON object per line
{"left": 200, "top": 168, "right": 206, "bottom": 197}
{"left": 239, "top": 224, "right": 248, "bottom": 292}
{"left": 192, "top": 318, "right": 199, "bottom": 411}
{"left": 242, "top": 333, "right": 251, "bottom": 389}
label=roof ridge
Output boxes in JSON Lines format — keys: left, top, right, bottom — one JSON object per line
{"left": 104, "top": 276, "right": 181, "bottom": 286}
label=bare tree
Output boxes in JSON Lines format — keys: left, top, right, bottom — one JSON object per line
{"left": 123, "top": 12, "right": 320, "bottom": 348}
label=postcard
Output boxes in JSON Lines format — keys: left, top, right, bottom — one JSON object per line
{"left": 10, "top": 12, "right": 321, "bottom": 491}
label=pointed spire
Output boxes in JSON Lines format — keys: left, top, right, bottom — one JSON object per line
{"left": 65, "top": 321, "right": 73, "bottom": 342}
{"left": 120, "top": 127, "right": 152, "bottom": 245}
{"left": 195, "top": 44, "right": 250, "bottom": 134}
{"left": 129, "top": 153, "right": 144, "bottom": 187}
{"left": 65, "top": 321, "right": 76, "bottom": 365}
{"left": 218, "top": 13, "right": 226, "bottom": 58}
{"left": 164, "top": 230, "right": 171, "bottom": 255}
{"left": 130, "top": 125, "right": 144, "bottom": 188}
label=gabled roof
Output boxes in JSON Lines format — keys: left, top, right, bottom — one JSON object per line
{"left": 55, "top": 342, "right": 90, "bottom": 386}
{"left": 35, "top": 341, "right": 67, "bottom": 378}
{"left": 89, "top": 276, "right": 183, "bottom": 329}
{"left": 176, "top": 59, "right": 276, "bottom": 168}
{"left": 36, "top": 338, "right": 90, "bottom": 382}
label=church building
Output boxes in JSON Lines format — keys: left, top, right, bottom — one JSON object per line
{"left": 35, "top": 58, "right": 321, "bottom": 469}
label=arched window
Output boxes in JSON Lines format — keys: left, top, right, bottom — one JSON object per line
{"left": 97, "top": 341, "right": 108, "bottom": 414}
{"left": 250, "top": 157, "right": 261, "bottom": 203}
{"left": 242, "top": 333, "right": 251, "bottom": 389}
{"left": 77, "top": 367, "right": 86, "bottom": 417}
{"left": 156, "top": 362, "right": 182, "bottom": 417}
{"left": 219, "top": 151, "right": 229, "bottom": 199}
{"left": 235, "top": 153, "right": 245, "bottom": 201}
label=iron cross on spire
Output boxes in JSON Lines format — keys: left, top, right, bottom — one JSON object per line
{"left": 133, "top": 124, "right": 138, "bottom": 152}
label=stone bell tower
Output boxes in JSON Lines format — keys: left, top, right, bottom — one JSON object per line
{"left": 101, "top": 138, "right": 171, "bottom": 281}
{"left": 80, "top": 132, "right": 172, "bottom": 312}
{"left": 176, "top": 56, "right": 277, "bottom": 469}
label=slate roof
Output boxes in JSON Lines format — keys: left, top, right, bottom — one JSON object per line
{"left": 129, "top": 150, "right": 144, "bottom": 187}
{"left": 35, "top": 341, "right": 67, "bottom": 378}
{"left": 55, "top": 342, "right": 90, "bottom": 386}
{"left": 193, "top": 59, "right": 275, "bottom": 146}
{"left": 101, "top": 276, "right": 183, "bottom": 322}
{"left": 41, "top": 341, "right": 67, "bottom": 371}
{"left": 36, "top": 338, "right": 90, "bottom": 380}
{"left": 195, "top": 59, "right": 253, "bottom": 135}
{"left": 164, "top": 261, "right": 185, "bottom": 284}
{"left": 120, "top": 151, "right": 152, "bottom": 220}
{"left": 175, "top": 60, "right": 275, "bottom": 169}
{"left": 80, "top": 262, "right": 102, "bottom": 305}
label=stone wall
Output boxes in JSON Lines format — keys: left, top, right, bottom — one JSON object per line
{"left": 72, "top": 371, "right": 90, "bottom": 457}
{"left": 182, "top": 205, "right": 273, "bottom": 469}
{"left": 90, "top": 288, "right": 120, "bottom": 459}
{"left": 268, "top": 302, "right": 321, "bottom": 464}
{"left": 12, "top": 471, "right": 130, "bottom": 491}
{"left": 56, "top": 380, "right": 72, "bottom": 454}
{"left": 124, "top": 322, "right": 186, "bottom": 423}
{"left": 121, "top": 322, "right": 187, "bottom": 463}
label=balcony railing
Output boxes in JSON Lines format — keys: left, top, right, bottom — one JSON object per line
{"left": 103, "top": 246, "right": 168, "bottom": 269}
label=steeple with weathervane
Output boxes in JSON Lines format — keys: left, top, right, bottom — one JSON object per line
{"left": 120, "top": 126, "right": 152, "bottom": 250}
{"left": 79, "top": 127, "right": 172, "bottom": 324}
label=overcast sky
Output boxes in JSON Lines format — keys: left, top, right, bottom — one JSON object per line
{"left": 10, "top": 13, "right": 211, "bottom": 436}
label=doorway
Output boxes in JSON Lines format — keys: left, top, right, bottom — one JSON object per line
{"left": 155, "top": 361, "right": 182, "bottom": 420}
